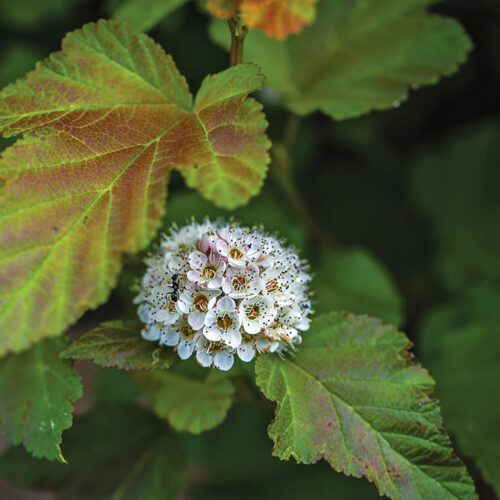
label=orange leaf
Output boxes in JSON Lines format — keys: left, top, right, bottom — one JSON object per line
{"left": 207, "top": 0, "right": 241, "bottom": 18}
{"left": 241, "top": 0, "right": 318, "bottom": 39}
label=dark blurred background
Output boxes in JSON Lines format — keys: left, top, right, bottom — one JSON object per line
{"left": 0, "top": 0, "right": 499, "bottom": 498}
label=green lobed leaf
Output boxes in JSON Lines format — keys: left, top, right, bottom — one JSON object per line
{"left": 418, "top": 287, "right": 500, "bottom": 496}
{"left": 0, "top": 403, "right": 187, "bottom": 499}
{"left": 112, "top": 0, "right": 189, "bottom": 32}
{"left": 0, "top": 337, "right": 82, "bottom": 460}
{"left": 210, "top": 0, "right": 472, "bottom": 120}
{"left": 255, "top": 311, "right": 476, "bottom": 499}
{"left": 313, "top": 249, "right": 403, "bottom": 325}
{"left": 412, "top": 121, "right": 500, "bottom": 290}
{"left": 60, "top": 320, "right": 178, "bottom": 370}
{"left": 133, "top": 369, "right": 235, "bottom": 433}
{"left": 0, "top": 20, "right": 270, "bottom": 356}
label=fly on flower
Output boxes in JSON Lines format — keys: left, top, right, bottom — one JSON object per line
{"left": 135, "top": 220, "right": 311, "bottom": 371}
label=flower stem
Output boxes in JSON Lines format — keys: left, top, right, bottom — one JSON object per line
{"left": 272, "top": 115, "right": 337, "bottom": 250}
{"left": 228, "top": 16, "right": 248, "bottom": 66}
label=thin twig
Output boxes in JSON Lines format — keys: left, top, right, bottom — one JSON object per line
{"left": 228, "top": 17, "right": 248, "bottom": 66}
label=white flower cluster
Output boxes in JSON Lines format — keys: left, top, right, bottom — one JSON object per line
{"left": 135, "top": 220, "right": 311, "bottom": 371}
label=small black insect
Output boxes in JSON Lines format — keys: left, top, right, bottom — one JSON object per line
{"left": 170, "top": 273, "right": 179, "bottom": 302}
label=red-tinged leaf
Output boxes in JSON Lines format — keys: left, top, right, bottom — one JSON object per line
{"left": 256, "top": 312, "right": 477, "bottom": 499}
{"left": 176, "top": 66, "right": 270, "bottom": 204}
{"left": 240, "top": 0, "right": 318, "bottom": 39}
{"left": 60, "top": 320, "right": 177, "bottom": 370}
{"left": 0, "top": 20, "right": 269, "bottom": 356}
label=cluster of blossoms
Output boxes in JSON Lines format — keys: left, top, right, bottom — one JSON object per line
{"left": 135, "top": 220, "right": 311, "bottom": 371}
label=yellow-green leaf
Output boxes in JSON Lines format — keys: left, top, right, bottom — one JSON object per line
{"left": 0, "top": 20, "right": 269, "bottom": 356}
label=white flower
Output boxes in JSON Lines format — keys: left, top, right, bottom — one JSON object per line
{"left": 136, "top": 220, "right": 311, "bottom": 371}
{"left": 216, "top": 227, "right": 261, "bottom": 267}
{"left": 239, "top": 295, "right": 276, "bottom": 334}
{"left": 176, "top": 288, "right": 220, "bottom": 330}
{"left": 203, "top": 297, "right": 242, "bottom": 348}
{"left": 222, "top": 265, "right": 262, "bottom": 299}
{"left": 195, "top": 335, "right": 235, "bottom": 371}
{"left": 160, "top": 319, "right": 200, "bottom": 360}
{"left": 187, "top": 250, "right": 226, "bottom": 289}
{"left": 261, "top": 265, "right": 297, "bottom": 306}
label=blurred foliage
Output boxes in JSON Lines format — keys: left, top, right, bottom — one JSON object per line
{"left": 110, "top": 0, "right": 188, "bottom": 31}
{"left": 132, "top": 370, "right": 235, "bottom": 433}
{"left": 0, "top": 0, "right": 82, "bottom": 30}
{"left": 313, "top": 249, "right": 403, "bottom": 325}
{"left": 418, "top": 287, "right": 500, "bottom": 496}
{"left": 412, "top": 122, "right": 500, "bottom": 291}
{"left": 0, "top": 403, "right": 188, "bottom": 499}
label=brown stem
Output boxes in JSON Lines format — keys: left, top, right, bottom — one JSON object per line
{"left": 228, "top": 17, "right": 248, "bottom": 66}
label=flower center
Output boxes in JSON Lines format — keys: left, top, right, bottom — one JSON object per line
{"left": 231, "top": 275, "right": 248, "bottom": 292}
{"left": 265, "top": 279, "right": 279, "bottom": 294}
{"left": 216, "top": 313, "right": 234, "bottom": 330}
{"left": 201, "top": 264, "right": 217, "bottom": 280}
{"left": 229, "top": 247, "right": 244, "bottom": 260}
{"left": 245, "top": 304, "right": 261, "bottom": 321}
{"left": 180, "top": 322, "right": 195, "bottom": 337}
{"left": 167, "top": 300, "right": 177, "bottom": 312}
{"left": 193, "top": 293, "right": 209, "bottom": 312}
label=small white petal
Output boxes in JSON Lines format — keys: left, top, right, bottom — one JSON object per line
{"left": 243, "top": 320, "right": 262, "bottom": 335}
{"left": 223, "top": 327, "right": 242, "bottom": 348}
{"left": 176, "top": 292, "right": 191, "bottom": 314}
{"left": 222, "top": 277, "right": 232, "bottom": 294}
{"left": 188, "top": 311, "right": 205, "bottom": 331}
{"left": 213, "top": 351, "right": 234, "bottom": 371}
{"left": 189, "top": 250, "right": 207, "bottom": 271}
{"left": 177, "top": 339, "right": 195, "bottom": 360}
{"left": 204, "top": 310, "right": 217, "bottom": 326}
{"left": 153, "top": 308, "right": 179, "bottom": 324}
{"left": 187, "top": 270, "right": 204, "bottom": 284}
{"left": 269, "top": 341, "right": 280, "bottom": 353}
{"left": 200, "top": 236, "right": 212, "bottom": 253}
{"left": 162, "top": 329, "right": 180, "bottom": 346}
{"left": 228, "top": 256, "right": 246, "bottom": 268}
{"left": 141, "top": 325, "right": 161, "bottom": 341}
{"left": 168, "top": 256, "right": 184, "bottom": 272}
{"left": 237, "top": 343, "right": 255, "bottom": 362}
{"left": 207, "top": 278, "right": 222, "bottom": 289}
{"left": 196, "top": 349, "right": 212, "bottom": 367}
{"left": 216, "top": 239, "right": 228, "bottom": 256}
{"left": 137, "top": 303, "right": 153, "bottom": 324}
{"left": 204, "top": 324, "right": 222, "bottom": 341}
{"left": 217, "top": 296, "right": 236, "bottom": 313}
